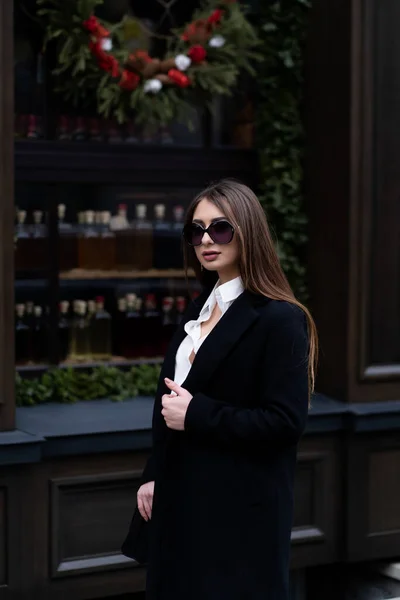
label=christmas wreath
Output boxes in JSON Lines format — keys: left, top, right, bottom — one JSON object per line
{"left": 37, "top": 0, "right": 260, "bottom": 125}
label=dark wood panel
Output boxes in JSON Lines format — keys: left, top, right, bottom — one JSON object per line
{"left": 290, "top": 436, "right": 342, "bottom": 568}
{"left": 368, "top": 449, "right": 400, "bottom": 534}
{"left": 0, "top": 488, "right": 6, "bottom": 585}
{"left": 0, "top": 0, "right": 15, "bottom": 430}
{"left": 361, "top": 0, "right": 400, "bottom": 373}
{"left": 307, "top": 0, "right": 400, "bottom": 402}
{"left": 347, "top": 433, "right": 400, "bottom": 560}
{"left": 50, "top": 471, "right": 142, "bottom": 578}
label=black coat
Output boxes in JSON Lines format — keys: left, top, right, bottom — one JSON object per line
{"left": 138, "top": 287, "right": 309, "bottom": 600}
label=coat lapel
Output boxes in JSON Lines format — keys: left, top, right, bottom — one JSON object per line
{"left": 181, "top": 290, "right": 259, "bottom": 395}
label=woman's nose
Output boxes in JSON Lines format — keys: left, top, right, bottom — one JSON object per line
{"left": 201, "top": 231, "right": 213, "bottom": 244}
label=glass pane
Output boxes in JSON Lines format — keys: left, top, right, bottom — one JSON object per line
{"left": 13, "top": 0, "right": 203, "bottom": 146}
{"left": 368, "top": 0, "right": 400, "bottom": 366}
{"left": 16, "top": 182, "right": 200, "bottom": 368}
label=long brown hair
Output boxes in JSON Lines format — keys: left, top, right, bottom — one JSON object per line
{"left": 183, "top": 178, "right": 318, "bottom": 399}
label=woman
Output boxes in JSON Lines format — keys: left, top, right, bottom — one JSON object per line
{"left": 122, "top": 179, "right": 318, "bottom": 600}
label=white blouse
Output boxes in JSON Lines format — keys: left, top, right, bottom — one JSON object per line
{"left": 174, "top": 276, "right": 244, "bottom": 387}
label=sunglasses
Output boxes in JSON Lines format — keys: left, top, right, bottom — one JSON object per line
{"left": 183, "top": 220, "right": 235, "bottom": 247}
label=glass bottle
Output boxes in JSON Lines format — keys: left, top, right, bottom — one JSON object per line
{"left": 15, "top": 209, "right": 31, "bottom": 272}
{"left": 160, "top": 296, "right": 176, "bottom": 355}
{"left": 113, "top": 297, "right": 127, "bottom": 357}
{"left": 30, "top": 210, "right": 47, "bottom": 270}
{"left": 32, "top": 305, "right": 47, "bottom": 364}
{"left": 175, "top": 296, "right": 187, "bottom": 325}
{"left": 153, "top": 203, "right": 172, "bottom": 270}
{"left": 69, "top": 300, "right": 90, "bottom": 362}
{"left": 98, "top": 211, "right": 116, "bottom": 270}
{"left": 58, "top": 203, "right": 78, "bottom": 271}
{"left": 112, "top": 204, "right": 135, "bottom": 270}
{"left": 142, "top": 293, "right": 161, "bottom": 357}
{"left": 90, "top": 296, "right": 112, "bottom": 361}
{"left": 132, "top": 203, "right": 153, "bottom": 270}
{"left": 15, "top": 304, "right": 31, "bottom": 365}
{"left": 78, "top": 210, "right": 99, "bottom": 270}
{"left": 170, "top": 205, "right": 185, "bottom": 269}
{"left": 58, "top": 301, "right": 70, "bottom": 362}
{"left": 121, "top": 294, "right": 141, "bottom": 358}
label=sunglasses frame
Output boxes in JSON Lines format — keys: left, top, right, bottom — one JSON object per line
{"left": 183, "top": 220, "right": 235, "bottom": 247}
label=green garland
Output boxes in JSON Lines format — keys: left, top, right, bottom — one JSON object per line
{"left": 256, "top": 0, "right": 310, "bottom": 301}
{"left": 15, "top": 363, "right": 161, "bottom": 406}
{"left": 37, "top": 0, "right": 260, "bottom": 125}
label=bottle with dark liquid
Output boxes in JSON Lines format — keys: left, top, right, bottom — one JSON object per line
{"left": 78, "top": 210, "right": 99, "bottom": 270}
{"left": 58, "top": 203, "right": 78, "bottom": 271}
{"left": 69, "top": 300, "right": 90, "bottom": 362}
{"left": 113, "top": 297, "right": 127, "bottom": 357}
{"left": 15, "top": 209, "right": 31, "bottom": 272}
{"left": 121, "top": 294, "right": 141, "bottom": 358}
{"left": 175, "top": 296, "right": 187, "bottom": 325}
{"left": 132, "top": 204, "right": 153, "bottom": 270}
{"left": 111, "top": 204, "right": 135, "bottom": 270}
{"left": 15, "top": 304, "right": 31, "bottom": 365}
{"left": 32, "top": 305, "right": 48, "bottom": 363}
{"left": 170, "top": 205, "right": 185, "bottom": 269}
{"left": 58, "top": 301, "right": 70, "bottom": 362}
{"left": 160, "top": 296, "right": 176, "bottom": 355}
{"left": 98, "top": 211, "right": 116, "bottom": 270}
{"left": 90, "top": 296, "right": 112, "bottom": 361}
{"left": 30, "top": 210, "right": 47, "bottom": 271}
{"left": 142, "top": 293, "right": 162, "bottom": 357}
{"left": 153, "top": 203, "right": 173, "bottom": 270}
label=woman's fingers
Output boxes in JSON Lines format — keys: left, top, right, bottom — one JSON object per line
{"left": 137, "top": 494, "right": 147, "bottom": 520}
{"left": 137, "top": 484, "right": 154, "bottom": 521}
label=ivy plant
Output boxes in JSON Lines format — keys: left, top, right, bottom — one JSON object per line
{"left": 15, "top": 363, "right": 161, "bottom": 407}
{"left": 256, "top": 0, "right": 310, "bottom": 301}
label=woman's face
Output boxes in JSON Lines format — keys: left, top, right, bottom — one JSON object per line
{"left": 191, "top": 198, "right": 240, "bottom": 282}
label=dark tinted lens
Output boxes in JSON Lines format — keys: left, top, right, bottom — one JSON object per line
{"left": 184, "top": 223, "right": 204, "bottom": 246}
{"left": 209, "top": 221, "right": 234, "bottom": 244}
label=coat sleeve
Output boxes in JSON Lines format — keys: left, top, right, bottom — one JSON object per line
{"left": 184, "top": 305, "right": 310, "bottom": 450}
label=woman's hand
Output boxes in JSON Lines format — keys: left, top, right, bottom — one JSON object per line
{"left": 137, "top": 481, "right": 155, "bottom": 521}
{"left": 161, "top": 378, "right": 193, "bottom": 431}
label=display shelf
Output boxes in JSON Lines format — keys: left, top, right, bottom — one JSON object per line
{"left": 14, "top": 140, "right": 258, "bottom": 185}
{"left": 59, "top": 268, "right": 194, "bottom": 280}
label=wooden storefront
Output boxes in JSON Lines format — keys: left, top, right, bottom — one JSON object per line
{"left": 1, "top": 0, "right": 400, "bottom": 599}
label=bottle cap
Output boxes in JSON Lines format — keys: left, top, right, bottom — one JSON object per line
{"left": 33, "top": 210, "right": 43, "bottom": 224}
{"left": 154, "top": 204, "right": 166, "bottom": 219}
{"left": 33, "top": 305, "right": 42, "bottom": 317}
{"left": 118, "top": 203, "right": 127, "bottom": 212}
{"left": 59, "top": 300, "right": 69, "bottom": 313}
{"left": 100, "top": 211, "right": 111, "bottom": 225}
{"left": 176, "top": 296, "right": 186, "bottom": 310}
{"left": 95, "top": 296, "right": 105, "bottom": 304}
{"left": 126, "top": 293, "right": 137, "bottom": 303}
{"left": 58, "top": 204, "right": 66, "bottom": 219}
{"left": 136, "top": 204, "right": 147, "bottom": 219}
{"left": 173, "top": 205, "right": 185, "bottom": 221}
{"left": 16, "top": 303, "right": 25, "bottom": 316}
{"left": 162, "top": 296, "right": 174, "bottom": 309}
{"left": 18, "top": 210, "right": 27, "bottom": 224}
{"left": 118, "top": 297, "right": 127, "bottom": 311}
{"left": 85, "top": 210, "right": 95, "bottom": 224}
